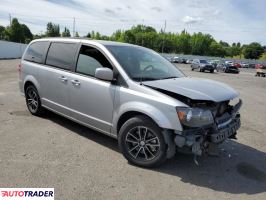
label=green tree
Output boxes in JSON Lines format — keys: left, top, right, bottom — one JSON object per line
{"left": 21, "top": 24, "right": 33, "bottom": 43}
{"left": 5, "top": 18, "right": 24, "bottom": 42}
{"left": 190, "top": 32, "right": 214, "bottom": 55}
{"left": 176, "top": 30, "right": 191, "bottom": 54}
{"left": 46, "top": 22, "right": 60, "bottom": 37}
{"left": 230, "top": 45, "right": 241, "bottom": 57}
{"left": 3, "top": 18, "right": 32, "bottom": 43}
{"left": 209, "top": 41, "right": 226, "bottom": 57}
{"left": 61, "top": 27, "right": 71, "bottom": 37}
{"left": 219, "top": 40, "right": 230, "bottom": 47}
{"left": 123, "top": 30, "right": 136, "bottom": 44}
{"left": 243, "top": 42, "right": 264, "bottom": 59}
{"left": 75, "top": 31, "right": 79, "bottom": 37}
{"left": 112, "top": 30, "right": 123, "bottom": 41}
{"left": 0, "top": 25, "right": 5, "bottom": 39}
{"left": 86, "top": 32, "right": 91, "bottom": 38}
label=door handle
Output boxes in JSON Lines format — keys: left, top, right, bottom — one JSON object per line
{"left": 71, "top": 80, "right": 80, "bottom": 86}
{"left": 60, "top": 76, "right": 68, "bottom": 82}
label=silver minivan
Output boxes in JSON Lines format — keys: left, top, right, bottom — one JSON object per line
{"left": 19, "top": 38, "right": 242, "bottom": 167}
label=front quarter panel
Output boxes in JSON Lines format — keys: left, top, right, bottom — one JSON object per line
{"left": 112, "top": 86, "right": 183, "bottom": 135}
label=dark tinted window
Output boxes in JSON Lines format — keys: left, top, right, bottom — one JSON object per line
{"left": 200, "top": 60, "right": 208, "bottom": 64}
{"left": 76, "top": 45, "right": 112, "bottom": 77}
{"left": 46, "top": 42, "right": 78, "bottom": 70}
{"left": 24, "top": 41, "right": 49, "bottom": 64}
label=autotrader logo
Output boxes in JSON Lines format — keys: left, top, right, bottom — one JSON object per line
{"left": 0, "top": 188, "right": 54, "bottom": 199}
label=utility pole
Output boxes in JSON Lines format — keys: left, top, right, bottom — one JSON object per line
{"left": 9, "top": 13, "right": 12, "bottom": 26}
{"left": 73, "top": 17, "right": 75, "bottom": 37}
{"left": 142, "top": 19, "right": 144, "bottom": 46}
{"left": 161, "top": 20, "right": 167, "bottom": 53}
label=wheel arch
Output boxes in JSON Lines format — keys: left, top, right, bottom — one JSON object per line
{"left": 24, "top": 81, "right": 35, "bottom": 92}
{"left": 23, "top": 75, "right": 41, "bottom": 94}
{"left": 116, "top": 111, "right": 156, "bottom": 135}
{"left": 115, "top": 110, "right": 177, "bottom": 160}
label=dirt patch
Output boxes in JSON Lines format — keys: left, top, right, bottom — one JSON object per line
{"left": 9, "top": 110, "right": 31, "bottom": 117}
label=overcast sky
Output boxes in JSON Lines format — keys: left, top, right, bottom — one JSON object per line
{"left": 0, "top": 0, "right": 265, "bottom": 45}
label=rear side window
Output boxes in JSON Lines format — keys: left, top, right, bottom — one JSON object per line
{"left": 24, "top": 41, "right": 49, "bottom": 64}
{"left": 76, "top": 45, "right": 112, "bottom": 77}
{"left": 46, "top": 42, "right": 78, "bottom": 70}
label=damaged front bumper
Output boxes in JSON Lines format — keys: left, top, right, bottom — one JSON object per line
{"left": 173, "top": 99, "right": 242, "bottom": 156}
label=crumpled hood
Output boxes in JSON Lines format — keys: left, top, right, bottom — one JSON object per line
{"left": 143, "top": 77, "right": 238, "bottom": 102}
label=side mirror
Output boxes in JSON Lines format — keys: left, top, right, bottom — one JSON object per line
{"left": 95, "top": 68, "right": 113, "bottom": 81}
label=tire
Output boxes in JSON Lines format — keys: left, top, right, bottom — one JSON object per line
{"left": 191, "top": 67, "right": 194, "bottom": 71}
{"left": 210, "top": 69, "right": 214, "bottom": 73}
{"left": 118, "top": 116, "right": 167, "bottom": 168}
{"left": 25, "top": 85, "right": 45, "bottom": 116}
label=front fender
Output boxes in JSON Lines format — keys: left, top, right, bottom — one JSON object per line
{"left": 112, "top": 101, "right": 182, "bottom": 135}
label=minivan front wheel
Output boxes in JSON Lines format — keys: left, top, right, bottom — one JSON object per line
{"left": 25, "top": 85, "right": 44, "bottom": 116}
{"left": 118, "top": 116, "right": 167, "bottom": 167}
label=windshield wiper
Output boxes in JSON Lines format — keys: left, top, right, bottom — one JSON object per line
{"left": 159, "top": 76, "right": 179, "bottom": 80}
{"left": 132, "top": 77, "right": 158, "bottom": 81}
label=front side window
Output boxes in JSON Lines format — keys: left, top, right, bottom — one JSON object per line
{"left": 76, "top": 45, "right": 112, "bottom": 77}
{"left": 106, "top": 45, "right": 185, "bottom": 82}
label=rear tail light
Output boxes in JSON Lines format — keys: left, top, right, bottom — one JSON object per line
{"left": 18, "top": 63, "right": 21, "bottom": 72}
{"left": 18, "top": 63, "right": 22, "bottom": 76}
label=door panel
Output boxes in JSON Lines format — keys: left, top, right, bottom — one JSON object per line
{"left": 39, "top": 42, "right": 79, "bottom": 116}
{"left": 39, "top": 66, "right": 70, "bottom": 116}
{"left": 68, "top": 44, "right": 116, "bottom": 133}
{"left": 68, "top": 74, "right": 115, "bottom": 133}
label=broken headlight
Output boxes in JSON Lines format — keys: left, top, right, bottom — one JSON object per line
{"left": 177, "top": 107, "right": 214, "bottom": 128}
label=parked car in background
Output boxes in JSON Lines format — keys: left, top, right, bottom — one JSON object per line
{"left": 163, "top": 56, "right": 172, "bottom": 62}
{"left": 186, "top": 59, "right": 193, "bottom": 64}
{"left": 191, "top": 59, "right": 215, "bottom": 73}
{"left": 233, "top": 62, "right": 241, "bottom": 68}
{"left": 249, "top": 63, "right": 256, "bottom": 68}
{"left": 255, "top": 63, "right": 266, "bottom": 77}
{"left": 179, "top": 58, "right": 187, "bottom": 64}
{"left": 225, "top": 61, "right": 234, "bottom": 67}
{"left": 174, "top": 57, "right": 187, "bottom": 63}
{"left": 240, "top": 62, "right": 249, "bottom": 68}
{"left": 173, "top": 56, "right": 179, "bottom": 63}
{"left": 209, "top": 60, "right": 220, "bottom": 68}
{"left": 217, "top": 62, "right": 239, "bottom": 74}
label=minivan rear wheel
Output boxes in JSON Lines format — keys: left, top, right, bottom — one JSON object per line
{"left": 25, "top": 85, "right": 44, "bottom": 116}
{"left": 118, "top": 116, "right": 167, "bottom": 168}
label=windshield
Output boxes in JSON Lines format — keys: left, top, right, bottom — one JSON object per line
{"left": 199, "top": 60, "right": 208, "bottom": 64}
{"left": 106, "top": 45, "right": 186, "bottom": 81}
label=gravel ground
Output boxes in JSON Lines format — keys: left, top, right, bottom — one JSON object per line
{"left": 0, "top": 59, "right": 265, "bottom": 200}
